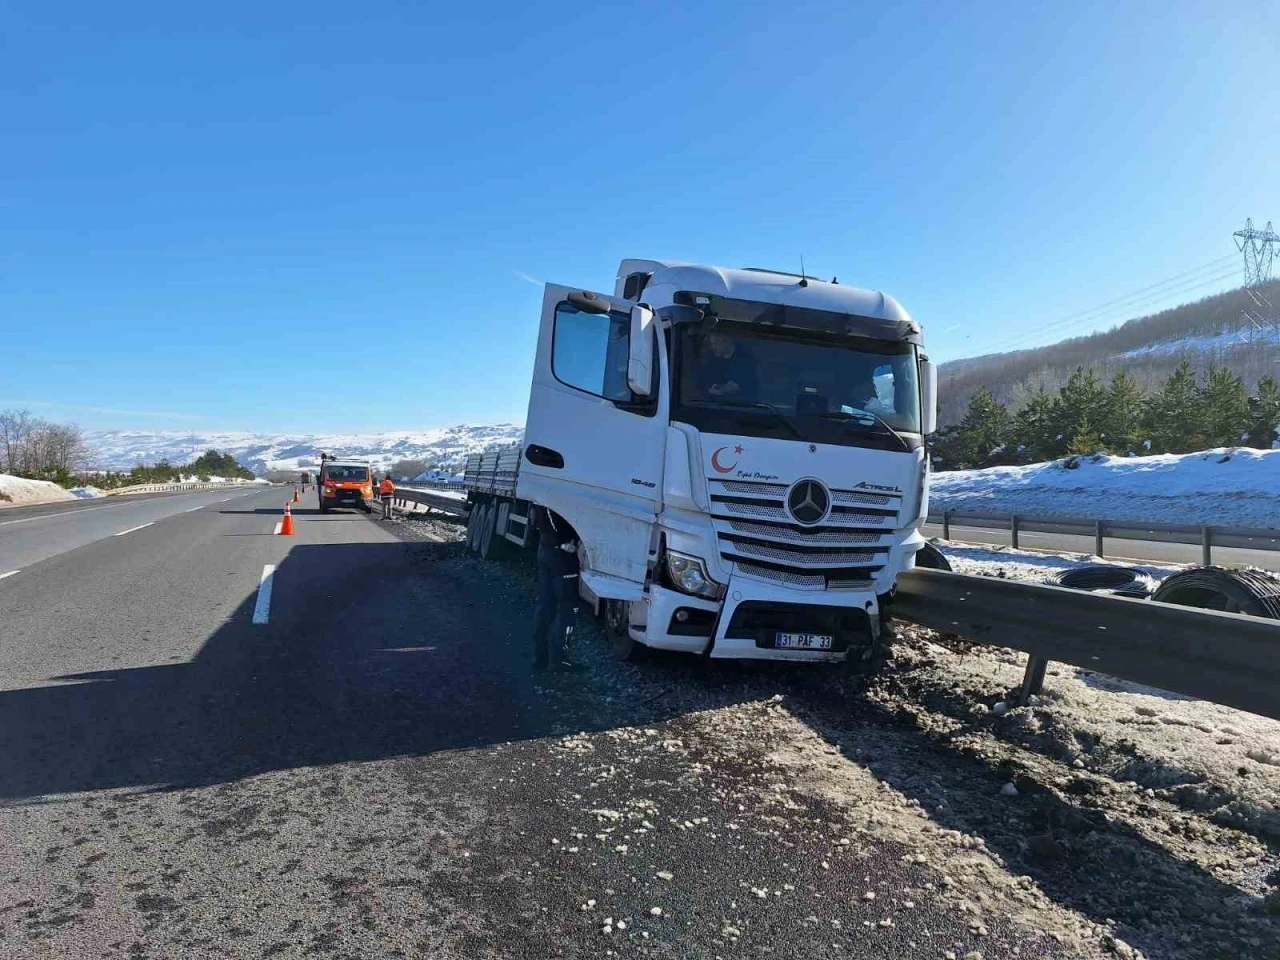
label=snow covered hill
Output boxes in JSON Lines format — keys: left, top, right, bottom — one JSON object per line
{"left": 931, "top": 446, "right": 1280, "bottom": 528}
{"left": 84, "top": 424, "right": 524, "bottom": 475}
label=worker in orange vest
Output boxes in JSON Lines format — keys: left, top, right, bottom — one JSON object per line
{"left": 378, "top": 475, "right": 396, "bottom": 519}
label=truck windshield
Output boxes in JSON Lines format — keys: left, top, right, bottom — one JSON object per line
{"left": 672, "top": 323, "right": 921, "bottom": 449}
{"left": 324, "top": 466, "right": 369, "bottom": 481}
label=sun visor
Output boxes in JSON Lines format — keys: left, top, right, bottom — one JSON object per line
{"left": 672, "top": 292, "right": 922, "bottom": 345}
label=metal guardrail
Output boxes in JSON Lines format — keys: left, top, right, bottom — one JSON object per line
{"left": 928, "top": 509, "right": 1280, "bottom": 564}
{"left": 895, "top": 568, "right": 1280, "bottom": 720}
{"left": 389, "top": 488, "right": 470, "bottom": 518}
{"left": 106, "top": 481, "right": 204, "bottom": 497}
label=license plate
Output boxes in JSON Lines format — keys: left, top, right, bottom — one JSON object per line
{"left": 775, "top": 632, "right": 833, "bottom": 650}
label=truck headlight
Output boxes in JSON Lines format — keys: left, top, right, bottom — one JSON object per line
{"left": 666, "top": 551, "right": 724, "bottom": 599}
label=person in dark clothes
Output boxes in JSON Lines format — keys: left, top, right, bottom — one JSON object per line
{"left": 531, "top": 506, "right": 580, "bottom": 672}
{"left": 696, "top": 330, "right": 759, "bottom": 400}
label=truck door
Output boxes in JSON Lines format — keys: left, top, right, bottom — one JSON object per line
{"left": 517, "top": 283, "right": 668, "bottom": 594}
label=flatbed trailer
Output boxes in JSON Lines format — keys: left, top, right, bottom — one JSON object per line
{"left": 461, "top": 447, "right": 538, "bottom": 556}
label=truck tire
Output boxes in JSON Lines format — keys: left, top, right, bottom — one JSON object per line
{"left": 603, "top": 599, "right": 641, "bottom": 661}
{"left": 478, "top": 502, "right": 497, "bottom": 559}
{"left": 1052, "top": 565, "right": 1153, "bottom": 599}
{"left": 1151, "top": 566, "right": 1280, "bottom": 618}
{"left": 319, "top": 499, "right": 328, "bottom": 515}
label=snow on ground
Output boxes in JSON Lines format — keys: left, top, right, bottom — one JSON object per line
{"left": 0, "top": 474, "right": 76, "bottom": 506}
{"left": 1116, "top": 327, "right": 1280, "bottom": 359}
{"left": 66, "top": 486, "right": 105, "bottom": 499}
{"left": 935, "top": 540, "right": 1181, "bottom": 586}
{"left": 402, "top": 485, "right": 467, "bottom": 501}
{"left": 932, "top": 447, "right": 1280, "bottom": 527}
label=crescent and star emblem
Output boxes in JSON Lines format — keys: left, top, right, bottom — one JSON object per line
{"left": 711, "top": 445, "right": 744, "bottom": 474}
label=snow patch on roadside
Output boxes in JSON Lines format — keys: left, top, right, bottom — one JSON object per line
{"left": 933, "top": 447, "right": 1280, "bottom": 528}
{"left": 0, "top": 474, "right": 76, "bottom": 506}
{"left": 936, "top": 540, "right": 1181, "bottom": 585}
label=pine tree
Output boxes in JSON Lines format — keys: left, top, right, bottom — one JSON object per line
{"left": 1051, "top": 367, "right": 1108, "bottom": 457}
{"left": 1102, "top": 370, "right": 1145, "bottom": 454}
{"left": 1066, "top": 416, "right": 1102, "bottom": 456}
{"left": 1196, "top": 365, "right": 1250, "bottom": 448}
{"left": 956, "top": 387, "right": 1010, "bottom": 467}
{"left": 1246, "top": 375, "right": 1280, "bottom": 448}
{"left": 1143, "top": 361, "right": 1202, "bottom": 453}
{"left": 1011, "top": 388, "right": 1056, "bottom": 462}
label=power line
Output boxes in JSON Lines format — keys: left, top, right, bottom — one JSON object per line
{"left": 1003, "top": 268, "right": 1242, "bottom": 351}
{"left": 1000, "top": 256, "right": 1240, "bottom": 352}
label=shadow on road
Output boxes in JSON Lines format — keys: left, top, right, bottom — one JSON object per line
{"left": 0, "top": 531, "right": 1260, "bottom": 955}
{"left": 0, "top": 540, "right": 726, "bottom": 802}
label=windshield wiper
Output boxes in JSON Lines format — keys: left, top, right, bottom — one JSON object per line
{"left": 694, "top": 399, "right": 805, "bottom": 441}
{"left": 814, "top": 410, "right": 911, "bottom": 452}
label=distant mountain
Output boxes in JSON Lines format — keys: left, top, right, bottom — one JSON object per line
{"left": 85, "top": 424, "right": 524, "bottom": 475}
{"left": 939, "top": 281, "right": 1280, "bottom": 424}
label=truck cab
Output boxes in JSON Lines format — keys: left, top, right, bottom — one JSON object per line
{"left": 317, "top": 457, "right": 374, "bottom": 514}
{"left": 508, "top": 259, "right": 937, "bottom": 663}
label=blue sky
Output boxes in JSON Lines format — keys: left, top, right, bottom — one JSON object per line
{"left": 2, "top": 1, "right": 1277, "bottom": 433}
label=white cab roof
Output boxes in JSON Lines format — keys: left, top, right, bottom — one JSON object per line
{"left": 615, "top": 259, "right": 916, "bottom": 333}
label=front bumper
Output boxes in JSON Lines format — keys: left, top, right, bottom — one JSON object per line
{"left": 644, "top": 577, "right": 879, "bottom": 662}
{"left": 323, "top": 488, "right": 372, "bottom": 505}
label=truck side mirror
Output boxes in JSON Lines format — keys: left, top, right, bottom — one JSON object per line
{"left": 628, "top": 305, "right": 655, "bottom": 396}
{"left": 920, "top": 359, "right": 938, "bottom": 435}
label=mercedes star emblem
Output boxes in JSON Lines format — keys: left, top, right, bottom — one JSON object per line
{"left": 786, "top": 479, "right": 831, "bottom": 526}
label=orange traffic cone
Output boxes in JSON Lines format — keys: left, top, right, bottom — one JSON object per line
{"left": 280, "top": 502, "right": 295, "bottom": 536}
{"left": 292, "top": 489, "right": 299, "bottom": 503}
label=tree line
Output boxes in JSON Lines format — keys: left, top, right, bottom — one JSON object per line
{"left": 0, "top": 410, "right": 90, "bottom": 484}
{"left": 933, "top": 362, "right": 1280, "bottom": 471}
{"left": 0, "top": 408, "right": 255, "bottom": 488}
{"left": 936, "top": 281, "right": 1280, "bottom": 424}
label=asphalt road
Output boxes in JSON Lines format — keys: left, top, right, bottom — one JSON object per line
{"left": 922, "top": 522, "right": 1280, "bottom": 570}
{"left": 0, "top": 487, "right": 264, "bottom": 575}
{"left": 0, "top": 486, "right": 1216, "bottom": 958}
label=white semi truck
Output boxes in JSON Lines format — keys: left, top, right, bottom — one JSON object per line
{"left": 462, "top": 259, "right": 937, "bottom": 663}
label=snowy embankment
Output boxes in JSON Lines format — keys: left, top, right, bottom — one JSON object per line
{"left": 0, "top": 474, "right": 80, "bottom": 506}
{"left": 936, "top": 541, "right": 1179, "bottom": 585}
{"left": 932, "top": 447, "right": 1280, "bottom": 528}
{"left": 401, "top": 485, "right": 467, "bottom": 501}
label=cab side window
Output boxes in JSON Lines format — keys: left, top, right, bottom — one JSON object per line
{"left": 552, "top": 303, "right": 634, "bottom": 402}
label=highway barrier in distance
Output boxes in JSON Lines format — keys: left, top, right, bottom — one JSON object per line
{"left": 387, "top": 487, "right": 470, "bottom": 518}
{"left": 929, "top": 509, "right": 1280, "bottom": 565}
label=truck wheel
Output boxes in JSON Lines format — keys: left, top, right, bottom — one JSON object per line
{"left": 603, "top": 600, "right": 640, "bottom": 661}
{"left": 478, "top": 502, "right": 497, "bottom": 559}
{"left": 319, "top": 499, "right": 328, "bottom": 515}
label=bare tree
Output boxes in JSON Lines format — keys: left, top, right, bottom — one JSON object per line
{"left": 0, "top": 409, "right": 35, "bottom": 473}
{"left": 39, "top": 423, "right": 89, "bottom": 473}
{"left": 0, "top": 410, "right": 89, "bottom": 477}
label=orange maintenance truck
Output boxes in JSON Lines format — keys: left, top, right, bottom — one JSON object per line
{"left": 317, "top": 457, "right": 374, "bottom": 514}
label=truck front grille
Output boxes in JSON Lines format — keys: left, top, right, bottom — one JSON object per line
{"left": 709, "top": 477, "right": 903, "bottom": 588}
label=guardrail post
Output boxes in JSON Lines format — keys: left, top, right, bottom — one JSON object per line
{"left": 942, "top": 510, "right": 951, "bottom": 540}
{"left": 1202, "top": 526, "right": 1212, "bottom": 566}
{"left": 1014, "top": 655, "right": 1048, "bottom": 706}
{"left": 1095, "top": 520, "right": 1104, "bottom": 559}
{"left": 1010, "top": 514, "right": 1020, "bottom": 550}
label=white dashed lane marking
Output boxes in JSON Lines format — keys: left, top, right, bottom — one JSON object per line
{"left": 252, "top": 564, "right": 276, "bottom": 625}
{"left": 113, "top": 522, "right": 154, "bottom": 537}
{"left": 0, "top": 570, "right": 19, "bottom": 580}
